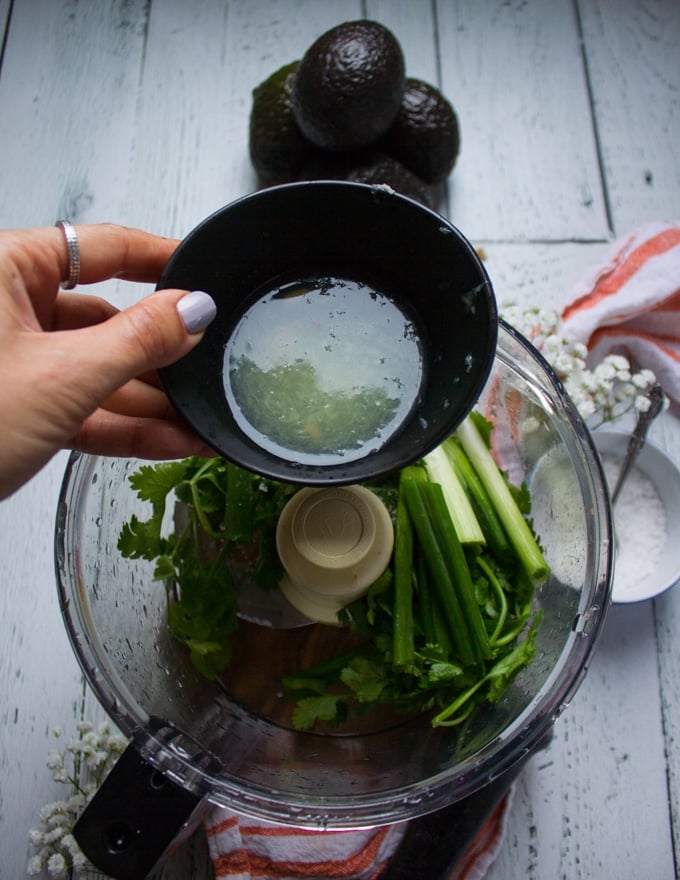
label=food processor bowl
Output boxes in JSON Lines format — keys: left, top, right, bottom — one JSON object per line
{"left": 55, "top": 321, "right": 612, "bottom": 876}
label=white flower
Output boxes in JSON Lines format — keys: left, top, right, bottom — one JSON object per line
{"left": 27, "top": 854, "right": 44, "bottom": 875}
{"left": 633, "top": 368, "right": 656, "bottom": 388}
{"left": 29, "top": 720, "right": 129, "bottom": 877}
{"left": 28, "top": 828, "right": 46, "bottom": 846}
{"left": 46, "top": 852, "right": 68, "bottom": 877}
{"left": 39, "top": 801, "right": 65, "bottom": 822}
{"left": 46, "top": 750, "right": 64, "bottom": 770}
{"left": 501, "top": 303, "right": 662, "bottom": 427}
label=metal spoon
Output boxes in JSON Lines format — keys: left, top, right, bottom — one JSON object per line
{"left": 611, "top": 382, "right": 665, "bottom": 503}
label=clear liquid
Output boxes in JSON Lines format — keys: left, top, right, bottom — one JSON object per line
{"left": 223, "top": 275, "right": 424, "bottom": 465}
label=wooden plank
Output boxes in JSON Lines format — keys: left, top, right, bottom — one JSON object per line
{"left": 488, "top": 602, "right": 676, "bottom": 879}
{"left": 123, "top": 0, "right": 363, "bottom": 245}
{"left": 483, "top": 240, "right": 611, "bottom": 312}
{"left": 0, "top": 0, "right": 149, "bottom": 229}
{"left": 0, "top": 1, "right": 150, "bottom": 876}
{"left": 652, "top": 423, "right": 680, "bottom": 875}
{"left": 0, "top": 455, "right": 84, "bottom": 879}
{"left": 366, "top": 0, "right": 439, "bottom": 82}
{"left": 436, "top": 0, "right": 609, "bottom": 243}
{"left": 578, "top": 0, "right": 680, "bottom": 234}
{"left": 480, "top": 237, "right": 677, "bottom": 879}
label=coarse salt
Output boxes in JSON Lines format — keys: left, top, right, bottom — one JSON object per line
{"left": 602, "top": 453, "right": 667, "bottom": 600}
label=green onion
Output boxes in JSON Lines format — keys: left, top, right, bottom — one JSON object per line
{"left": 401, "top": 469, "right": 492, "bottom": 665}
{"left": 419, "top": 481, "right": 491, "bottom": 663}
{"left": 415, "top": 550, "right": 437, "bottom": 647}
{"left": 443, "top": 437, "right": 512, "bottom": 563}
{"left": 455, "top": 417, "right": 550, "bottom": 586}
{"left": 393, "top": 486, "right": 415, "bottom": 669}
{"left": 424, "top": 444, "right": 485, "bottom": 546}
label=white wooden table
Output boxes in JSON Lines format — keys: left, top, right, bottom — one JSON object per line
{"left": 1, "top": 1, "right": 679, "bottom": 878}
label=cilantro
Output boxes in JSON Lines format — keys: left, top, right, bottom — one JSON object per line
{"left": 117, "top": 411, "right": 547, "bottom": 731}
{"left": 117, "top": 456, "right": 295, "bottom": 680}
{"left": 292, "top": 694, "right": 347, "bottom": 730}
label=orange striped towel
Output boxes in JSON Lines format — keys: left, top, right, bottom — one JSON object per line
{"left": 204, "top": 791, "right": 512, "bottom": 880}
{"left": 561, "top": 222, "right": 680, "bottom": 409}
{"left": 205, "top": 812, "right": 407, "bottom": 880}
{"left": 448, "top": 792, "right": 512, "bottom": 880}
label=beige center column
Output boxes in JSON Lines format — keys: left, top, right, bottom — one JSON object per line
{"left": 276, "top": 485, "right": 395, "bottom": 625}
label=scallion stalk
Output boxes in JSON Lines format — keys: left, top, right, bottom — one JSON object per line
{"left": 419, "top": 481, "right": 491, "bottom": 663}
{"left": 415, "top": 550, "right": 437, "bottom": 647}
{"left": 455, "top": 417, "right": 550, "bottom": 586}
{"left": 424, "top": 444, "right": 485, "bottom": 546}
{"left": 401, "top": 469, "right": 476, "bottom": 665}
{"left": 443, "top": 437, "right": 513, "bottom": 563}
{"left": 393, "top": 487, "right": 415, "bottom": 669}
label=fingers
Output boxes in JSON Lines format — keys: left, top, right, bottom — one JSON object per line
{"left": 0, "top": 224, "right": 180, "bottom": 304}
{"left": 73, "top": 223, "right": 180, "bottom": 284}
{"left": 61, "top": 288, "right": 217, "bottom": 409}
{"left": 51, "top": 291, "right": 119, "bottom": 331}
{"left": 100, "top": 377, "right": 177, "bottom": 420}
{"left": 72, "top": 409, "right": 217, "bottom": 461}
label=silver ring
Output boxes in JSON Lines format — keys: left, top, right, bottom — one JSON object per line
{"left": 55, "top": 219, "right": 80, "bottom": 289}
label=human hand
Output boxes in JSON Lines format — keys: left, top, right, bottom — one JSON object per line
{"left": 0, "top": 222, "right": 217, "bottom": 500}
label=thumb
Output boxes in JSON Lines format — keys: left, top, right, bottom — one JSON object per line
{"left": 69, "top": 288, "right": 217, "bottom": 405}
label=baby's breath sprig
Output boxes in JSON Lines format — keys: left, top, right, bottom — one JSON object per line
{"left": 502, "top": 304, "right": 659, "bottom": 428}
{"left": 28, "top": 722, "right": 127, "bottom": 878}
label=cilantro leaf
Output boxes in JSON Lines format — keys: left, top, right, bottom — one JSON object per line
{"left": 118, "top": 515, "right": 166, "bottom": 560}
{"left": 129, "top": 460, "right": 189, "bottom": 504}
{"left": 292, "top": 695, "right": 347, "bottom": 730}
{"left": 341, "top": 656, "right": 388, "bottom": 703}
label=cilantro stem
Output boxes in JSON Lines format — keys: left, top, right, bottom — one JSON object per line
{"left": 224, "top": 462, "right": 255, "bottom": 542}
{"left": 188, "top": 460, "right": 222, "bottom": 538}
{"left": 476, "top": 555, "right": 508, "bottom": 645}
{"left": 431, "top": 675, "right": 488, "bottom": 727}
{"left": 493, "top": 619, "right": 529, "bottom": 647}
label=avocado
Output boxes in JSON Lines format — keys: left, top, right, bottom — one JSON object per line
{"left": 249, "top": 61, "right": 318, "bottom": 184}
{"left": 379, "top": 78, "right": 460, "bottom": 184}
{"left": 292, "top": 20, "right": 406, "bottom": 151}
{"left": 297, "top": 150, "right": 433, "bottom": 208}
{"left": 343, "top": 153, "right": 434, "bottom": 207}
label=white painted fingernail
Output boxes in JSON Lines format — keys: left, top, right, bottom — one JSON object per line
{"left": 177, "top": 290, "right": 217, "bottom": 334}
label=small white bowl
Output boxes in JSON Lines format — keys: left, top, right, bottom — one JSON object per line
{"left": 594, "top": 430, "right": 680, "bottom": 603}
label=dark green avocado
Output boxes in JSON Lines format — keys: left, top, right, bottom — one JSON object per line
{"left": 297, "top": 150, "right": 433, "bottom": 208}
{"left": 380, "top": 77, "right": 460, "bottom": 184}
{"left": 291, "top": 20, "right": 406, "bottom": 151}
{"left": 343, "top": 152, "right": 434, "bottom": 207}
{"left": 249, "top": 61, "right": 318, "bottom": 184}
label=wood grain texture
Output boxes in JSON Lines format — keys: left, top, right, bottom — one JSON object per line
{"left": 578, "top": 0, "right": 680, "bottom": 234}
{"left": 123, "top": 0, "right": 363, "bottom": 241}
{"left": 437, "top": 0, "right": 609, "bottom": 243}
{"left": 0, "top": 2, "right": 151, "bottom": 877}
{"left": 0, "top": 1, "right": 678, "bottom": 878}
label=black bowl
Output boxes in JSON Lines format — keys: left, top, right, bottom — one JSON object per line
{"left": 158, "top": 181, "right": 497, "bottom": 485}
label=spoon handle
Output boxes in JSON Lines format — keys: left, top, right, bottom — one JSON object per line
{"left": 611, "top": 382, "right": 665, "bottom": 503}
